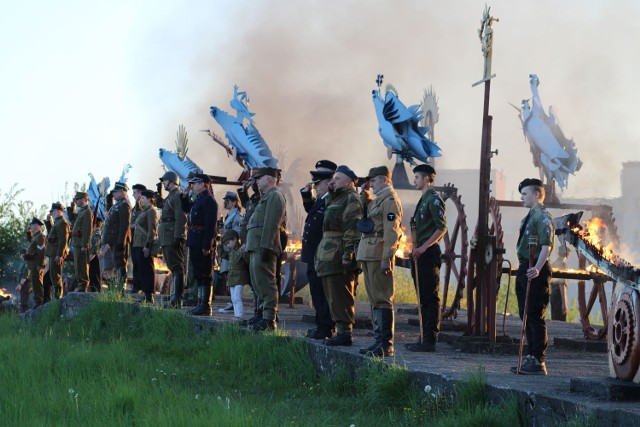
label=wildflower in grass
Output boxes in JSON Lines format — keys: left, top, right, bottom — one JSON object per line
{"left": 68, "top": 388, "right": 75, "bottom": 395}
{"left": 226, "top": 397, "right": 231, "bottom": 410}
{"left": 195, "top": 394, "right": 199, "bottom": 400}
{"left": 424, "top": 385, "right": 432, "bottom": 393}
{"left": 152, "top": 378, "right": 157, "bottom": 382}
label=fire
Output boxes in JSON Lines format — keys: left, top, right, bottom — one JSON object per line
{"left": 577, "top": 217, "right": 615, "bottom": 262}
{"left": 0, "top": 287, "right": 11, "bottom": 301}
{"left": 395, "top": 226, "right": 413, "bottom": 258}
{"left": 153, "top": 257, "right": 170, "bottom": 274}
{"left": 285, "top": 239, "right": 302, "bottom": 254}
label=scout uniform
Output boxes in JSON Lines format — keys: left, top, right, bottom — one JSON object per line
{"left": 406, "top": 164, "right": 447, "bottom": 352}
{"left": 157, "top": 172, "right": 187, "bottom": 307}
{"left": 25, "top": 218, "right": 46, "bottom": 306}
{"left": 513, "top": 178, "right": 554, "bottom": 375}
{"left": 89, "top": 220, "right": 102, "bottom": 292}
{"left": 222, "top": 230, "right": 250, "bottom": 319}
{"left": 237, "top": 171, "right": 261, "bottom": 320}
{"left": 246, "top": 167, "right": 286, "bottom": 330}
{"left": 182, "top": 174, "right": 218, "bottom": 316}
{"left": 129, "top": 183, "right": 147, "bottom": 293}
{"left": 132, "top": 190, "right": 158, "bottom": 302}
{"left": 356, "top": 166, "right": 403, "bottom": 357}
{"left": 45, "top": 203, "right": 70, "bottom": 299}
{"left": 70, "top": 192, "right": 93, "bottom": 292}
{"left": 315, "top": 166, "right": 362, "bottom": 345}
{"left": 101, "top": 182, "right": 132, "bottom": 280}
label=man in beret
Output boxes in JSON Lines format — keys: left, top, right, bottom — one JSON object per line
{"left": 238, "top": 168, "right": 262, "bottom": 322}
{"left": 181, "top": 174, "right": 218, "bottom": 315}
{"left": 511, "top": 178, "right": 554, "bottom": 375}
{"left": 45, "top": 202, "right": 70, "bottom": 299}
{"left": 301, "top": 160, "right": 337, "bottom": 339}
{"left": 406, "top": 164, "right": 447, "bottom": 352}
{"left": 316, "top": 164, "right": 363, "bottom": 345}
{"left": 158, "top": 171, "right": 188, "bottom": 308}
{"left": 356, "top": 165, "right": 403, "bottom": 357}
{"left": 24, "top": 218, "right": 46, "bottom": 307}
{"left": 129, "top": 183, "right": 147, "bottom": 293}
{"left": 101, "top": 182, "right": 132, "bottom": 284}
{"left": 245, "top": 167, "right": 287, "bottom": 331}
{"left": 70, "top": 192, "right": 93, "bottom": 292}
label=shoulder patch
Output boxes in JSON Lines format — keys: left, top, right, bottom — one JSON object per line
{"left": 434, "top": 199, "right": 441, "bottom": 206}
{"left": 387, "top": 213, "right": 396, "bottom": 221}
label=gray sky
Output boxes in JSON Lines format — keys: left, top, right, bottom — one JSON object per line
{"left": 2, "top": 0, "right": 639, "bottom": 208}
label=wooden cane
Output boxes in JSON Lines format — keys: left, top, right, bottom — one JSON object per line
{"left": 410, "top": 218, "right": 424, "bottom": 345}
{"left": 517, "top": 235, "right": 538, "bottom": 374}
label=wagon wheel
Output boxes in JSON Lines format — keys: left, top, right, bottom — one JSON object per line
{"left": 576, "top": 255, "right": 610, "bottom": 340}
{"left": 608, "top": 287, "right": 640, "bottom": 380}
{"left": 576, "top": 210, "right": 620, "bottom": 340}
{"left": 437, "top": 183, "right": 469, "bottom": 319}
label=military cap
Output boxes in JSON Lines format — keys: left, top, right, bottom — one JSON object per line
{"left": 313, "top": 160, "right": 338, "bottom": 172}
{"left": 413, "top": 164, "right": 436, "bottom": 175}
{"left": 30, "top": 217, "right": 44, "bottom": 226}
{"left": 113, "top": 182, "right": 129, "bottom": 192}
{"left": 73, "top": 191, "right": 89, "bottom": 200}
{"left": 221, "top": 229, "right": 240, "bottom": 245}
{"left": 132, "top": 183, "right": 147, "bottom": 191}
{"left": 335, "top": 165, "right": 358, "bottom": 182}
{"left": 223, "top": 191, "right": 238, "bottom": 201}
{"left": 188, "top": 173, "right": 211, "bottom": 184}
{"left": 518, "top": 178, "right": 544, "bottom": 193}
{"left": 140, "top": 189, "right": 155, "bottom": 199}
{"left": 366, "top": 165, "right": 391, "bottom": 179}
{"left": 253, "top": 167, "right": 279, "bottom": 179}
{"left": 311, "top": 170, "right": 334, "bottom": 183}
{"left": 49, "top": 202, "right": 64, "bottom": 212}
{"left": 160, "top": 170, "right": 180, "bottom": 186}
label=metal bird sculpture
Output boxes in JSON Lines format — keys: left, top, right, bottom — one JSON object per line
{"left": 88, "top": 173, "right": 110, "bottom": 220}
{"left": 513, "top": 74, "right": 582, "bottom": 190}
{"left": 209, "top": 85, "right": 278, "bottom": 170}
{"left": 158, "top": 149, "right": 203, "bottom": 191}
{"left": 119, "top": 164, "right": 132, "bottom": 183}
{"left": 372, "top": 74, "right": 441, "bottom": 165}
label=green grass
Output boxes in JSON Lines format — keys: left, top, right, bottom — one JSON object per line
{"left": 0, "top": 296, "right": 584, "bottom": 426}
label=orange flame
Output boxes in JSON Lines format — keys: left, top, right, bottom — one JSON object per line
{"left": 285, "top": 239, "right": 302, "bottom": 254}
{"left": 395, "top": 226, "right": 413, "bottom": 258}
{"left": 0, "top": 287, "right": 11, "bottom": 301}
{"left": 578, "top": 217, "right": 615, "bottom": 262}
{"left": 153, "top": 257, "right": 170, "bottom": 274}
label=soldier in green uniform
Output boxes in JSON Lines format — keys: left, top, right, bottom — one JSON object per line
{"left": 129, "top": 184, "right": 147, "bottom": 293}
{"left": 17, "top": 248, "right": 31, "bottom": 312}
{"left": 406, "top": 164, "right": 447, "bottom": 352}
{"left": 511, "top": 178, "right": 554, "bottom": 375}
{"left": 101, "top": 182, "right": 132, "bottom": 284}
{"left": 238, "top": 170, "right": 262, "bottom": 323}
{"left": 89, "top": 217, "right": 103, "bottom": 292}
{"left": 132, "top": 190, "right": 158, "bottom": 303}
{"left": 316, "top": 165, "right": 363, "bottom": 346}
{"left": 45, "top": 202, "right": 70, "bottom": 299}
{"left": 69, "top": 192, "right": 94, "bottom": 292}
{"left": 157, "top": 171, "right": 187, "bottom": 308}
{"left": 24, "top": 218, "right": 46, "bottom": 307}
{"left": 245, "top": 167, "right": 286, "bottom": 331}
{"left": 356, "top": 166, "right": 403, "bottom": 357}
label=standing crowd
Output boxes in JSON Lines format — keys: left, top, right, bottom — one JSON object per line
{"left": 16, "top": 161, "right": 555, "bottom": 374}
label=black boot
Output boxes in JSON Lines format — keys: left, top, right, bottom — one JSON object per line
{"left": 368, "top": 307, "right": 394, "bottom": 357}
{"left": 167, "top": 272, "right": 184, "bottom": 308}
{"left": 191, "top": 282, "right": 212, "bottom": 316}
{"left": 189, "top": 286, "right": 204, "bottom": 314}
{"left": 250, "top": 318, "right": 276, "bottom": 332}
{"left": 360, "top": 307, "right": 381, "bottom": 354}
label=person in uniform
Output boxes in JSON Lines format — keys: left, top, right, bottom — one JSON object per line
{"left": 221, "top": 229, "right": 250, "bottom": 320}
{"left": 157, "top": 171, "right": 187, "bottom": 308}
{"left": 132, "top": 189, "right": 158, "bottom": 303}
{"left": 217, "top": 191, "right": 244, "bottom": 312}
{"left": 315, "top": 165, "right": 363, "bottom": 346}
{"left": 101, "top": 182, "right": 132, "bottom": 284}
{"left": 89, "top": 217, "right": 103, "bottom": 292}
{"left": 70, "top": 192, "right": 93, "bottom": 292}
{"left": 356, "top": 166, "right": 403, "bottom": 357}
{"left": 45, "top": 202, "right": 70, "bottom": 299}
{"left": 181, "top": 174, "right": 218, "bottom": 315}
{"left": 245, "top": 167, "right": 287, "bottom": 331}
{"left": 129, "top": 183, "right": 147, "bottom": 293}
{"left": 406, "top": 164, "right": 447, "bottom": 352}
{"left": 511, "top": 178, "right": 554, "bottom": 375}
{"left": 550, "top": 246, "right": 570, "bottom": 321}
{"left": 301, "top": 160, "right": 337, "bottom": 339}
{"left": 238, "top": 170, "right": 262, "bottom": 323}
{"left": 17, "top": 248, "right": 31, "bottom": 312}
{"left": 24, "top": 218, "right": 46, "bottom": 307}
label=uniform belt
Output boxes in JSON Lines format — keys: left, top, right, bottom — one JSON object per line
{"left": 323, "top": 231, "right": 343, "bottom": 237}
{"left": 363, "top": 231, "right": 383, "bottom": 238}
{"left": 247, "top": 225, "right": 263, "bottom": 230}
{"left": 189, "top": 225, "right": 205, "bottom": 231}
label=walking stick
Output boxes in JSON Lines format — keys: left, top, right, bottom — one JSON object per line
{"left": 410, "top": 218, "right": 424, "bottom": 345}
{"left": 517, "top": 235, "right": 538, "bottom": 374}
